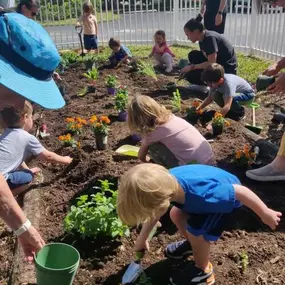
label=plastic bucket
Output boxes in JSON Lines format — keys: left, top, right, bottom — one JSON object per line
{"left": 35, "top": 243, "right": 80, "bottom": 285}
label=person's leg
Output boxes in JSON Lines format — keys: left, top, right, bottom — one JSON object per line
{"left": 153, "top": 54, "right": 164, "bottom": 67}
{"left": 83, "top": 34, "right": 91, "bottom": 53}
{"left": 233, "top": 92, "right": 255, "bottom": 103}
{"left": 214, "top": 13, "right": 227, "bottom": 34}
{"left": 169, "top": 206, "right": 188, "bottom": 238}
{"left": 7, "top": 170, "right": 34, "bottom": 196}
{"left": 148, "top": 142, "right": 179, "bottom": 169}
{"left": 203, "top": 12, "right": 216, "bottom": 32}
{"left": 162, "top": 53, "right": 173, "bottom": 72}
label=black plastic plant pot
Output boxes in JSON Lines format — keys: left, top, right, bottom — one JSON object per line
{"left": 256, "top": 75, "right": 275, "bottom": 92}
{"left": 186, "top": 113, "right": 199, "bottom": 124}
{"left": 118, "top": 111, "right": 128, "bottom": 122}
{"left": 212, "top": 125, "right": 224, "bottom": 136}
{"left": 166, "top": 82, "right": 177, "bottom": 93}
{"left": 95, "top": 134, "right": 108, "bottom": 150}
{"left": 87, "top": 85, "right": 96, "bottom": 93}
{"left": 85, "top": 61, "right": 95, "bottom": 71}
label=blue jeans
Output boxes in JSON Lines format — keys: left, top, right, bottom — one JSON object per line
{"left": 233, "top": 92, "right": 255, "bottom": 103}
{"left": 7, "top": 169, "right": 33, "bottom": 190}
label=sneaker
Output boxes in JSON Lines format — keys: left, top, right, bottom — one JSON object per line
{"left": 186, "top": 85, "right": 210, "bottom": 93}
{"left": 170, "top": 262, "right": 215, "bottom": 285}
{"left": 246, "top": 164, "right": 285, "bottom": 181}
{"left": 165, "top": 239, "right": 192, "bottom": 259}
{"left": 165, "top": 67, "right": 173, "bottom": 73}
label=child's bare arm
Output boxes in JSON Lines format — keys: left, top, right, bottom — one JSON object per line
{"left": 20, "top": 162, "right": 29, "bottom": 170}
{"left": 94, "top": 16, "right": 98, "bottom": 35}
{"left": 220, "top": 95, "right": 233, "bottom": 117}
{"left": 234, "top": 184, "right": 282, "bottom": 230}
{"left": 138, "top": 144, "right": 148, "bottom": 162}
{"left": 38, "top": 150, "right": 72, "bottom": 165}
{"left": 199, "top": 94, "right": 213, "bottom": 110}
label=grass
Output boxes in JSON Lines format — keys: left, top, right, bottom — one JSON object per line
{"left": 41, "top": 11, "right": 120, "bottom": 27}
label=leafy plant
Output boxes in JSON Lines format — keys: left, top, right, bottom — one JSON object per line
{"left": 58, "top": 133, "right": 80, "bottom": 148}
{"left": 60, "top": 51, "right": 80, "bottom": 66}
{"left": 187, "top": 100, "right": 203, "bottom": 115}
{"left": 65, "top": 117, "right": 87, "bottom": 135}
{"left": 83, "top": 68, "right": 99, "bottom": 86}
{"left": 135, "top": 272, "right": 153, "bottom": 285}
{"left": 137, "top": 60, "right": 157, "bottom": 81}
{"left": 64, "top": 180, "right": 130, "bottom": 238}
{"left": 172, "top": 89, "right": 181, "bottom": 111}
{"left": 212, "top": 112, "right": 225, "bottom": 127}
{"left": 233, "top": 145, "right": 256, "bottom": 167}
{"left": 89, "top": 115, "right": 111, "bottom": 135}
{"left": 105, "top": 75, "right": 118, "bottom": 88}
{"left": 115, "top": 86, "right": 129, "bottom": 111}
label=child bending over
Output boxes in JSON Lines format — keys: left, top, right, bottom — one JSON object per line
{"left": 198, "top": 63, "right": 255, "bottom": 122}
{"left": 0, "top": 101, "right": 72, "bottom": 195}
{"left": 149, "top": 30, "right": 175, "bottom": 73}
{"left": 76, "top": 2, "right": 98, "bottom": 52}
{"left": 117, "top": 163, "right": 281, "bottom": 285}
{"left": 127, "top": 95, "right": 213, "bottom": 168}
{"left": 108, "top": 37, "right": 132, "bottom": 67}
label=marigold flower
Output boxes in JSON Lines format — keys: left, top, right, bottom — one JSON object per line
{"left": 81, "top": 119, "right": 87, "bottom": 125}
{"left": 245, "top": 152, "right": 250, "bottom": 159}
{"left": 59, "top": 135, "right": 64, "bottom": 141}
{"left": 66, "top": 117, "right": 75, "bottom": 123}
{"left": 235, "top": 150, "right": 242, "bottom": 159}
{"left": 100, "top": 116, "right": 110, "bottom": 124}
{"left": 225, "top": 120, "right": 231, "bottom": 127}
{"left": 214, "top": 112, "right": 223, "bottom": 118}
{"left": 77, "top": 142, "right": 81, "bottom": 148}
{"left": 76, "top": 123, "right": 83, "bottom": 129}
{"left": 96, "top": 123, "right": 102, "bottom": 128}
{"left": 197, "top": 109, "right": 203, "bottom": 115}
{"left": 192, "top": 101, "right": 200, "bottom": 108}
{"left": 66, "top": 133, "right": 71, "bottom": 140}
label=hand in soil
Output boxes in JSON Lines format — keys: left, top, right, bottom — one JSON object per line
{"left": 206, "top": 123, "right": 213, "bottom": 132}
{"left": 263, "top": 62, "right": 280, "bottom": 76}
{"left": 135, "top": 238, "right": 149, "bottom": 252}
{"left": 30, "top": 167, "right": 41, "bottom": 174}
{"left": 63, "top": 156, "right": 73, "bottom": 165}
{"left": 18, "top": 225, "right": 45, "bottom": 263}
{"left": 267, "top": 73, "right": 285, "bottom": 94}
{"left": 261, "top": 208, "right": 282, "bottom": 230}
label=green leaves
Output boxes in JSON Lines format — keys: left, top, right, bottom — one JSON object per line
{"left": 83, "top": 68, "right": 99, "bottom": 81}
{"left": 172, "top": 88, "right": 181, "bottom": 112}
{"left": 137, "top": 60, "right": 157, "bottom": 81}
{"left": 64, "top": 180, "right": 129, "bottom": 239}
{"left": 105, "top": 75, "right": 118, "bottom": 88}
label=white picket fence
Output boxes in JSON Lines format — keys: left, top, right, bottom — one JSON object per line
{"left": 40, "top": 0, "right": 285, "bottom": 60}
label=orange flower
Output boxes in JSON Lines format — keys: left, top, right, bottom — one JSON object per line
{"left": 235, "top": 150, "right": 242, "bottom": 159}
{"left": 214, "top": 112, "right": 223, "bottom": 119}
{"left": 66, "top": 133, "right": 71, "bottom": 140}
{"left": 89, "top": 115, "right": 98, "bottom": 124}
{"left": 76, "top": 123, "right": 83, "bottom": 129}
{"left": 96, "top": 122, "right": 102, "bottom": 128}
{"left": 66, "top": 117, "right": 75, "bottom": 123}
{"left": 192, "top": 101, "right": 200, "bottom": 108}
{"left": 100, "top": 116, "right": 110, "bottom": 124}
{"left": 59, "top": 135, "right": 64, "bottom": 141}
{"left": 77, "top": 142, "right": 81, "bottom": 148}
{"left": 197, "top": 109, "right": 203, "bottom": 115}
{"left": 70, "top": 124, "right": 75, "bottom": 129}
{"left": 225, "top": 120, "right": 231, "bottom": 127}
{"left": 81, "top": 119, "right": 87, "bottom": 125}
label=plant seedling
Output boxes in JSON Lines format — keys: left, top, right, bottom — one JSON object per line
{"left": 58, "top": 133, "right": 80, "bottom": 148}
{"left": 115, "top": 86, "right": 129, "bottom": 112}
{"left": 105, "top": 75, "right": 118, "bottom": 88}
{"left": 89, "top": 115, "right": 111, "bottom": 135}
{"left": 172, "top": 89, "right": 181, "bottom": 112}
{"left": 83, "top": 67, "right": 99, "bottom": 87}
{"left": 233, "top": 145, "right": 256, "bottom": 167}
{"left": 137, "top": 60, "right": 157, "bottom": 81}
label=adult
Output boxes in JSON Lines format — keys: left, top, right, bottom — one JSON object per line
{"left": 181, "top": 15, "right": 237, "bottom": 92}
{"left": 0, "top": 12, "right": 65, "bottom": 260}
{"left": 246, "top": 0, "right": 285, "bottom": 181}
{"left": 200, "top": 0, "right": 227, "bottom": 34}
{"left": 16, "top": 0, "right": 39, "bottom": 19}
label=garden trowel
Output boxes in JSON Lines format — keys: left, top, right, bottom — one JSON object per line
{"left": 122, "top": 225, "right": 158, "bottom": 284}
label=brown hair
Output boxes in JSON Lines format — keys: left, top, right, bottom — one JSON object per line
{"left": 83, "top": 2, "right": 94, "bottom": 13}
{"left": 201, "top": 63, "right": 225, "bottom": 84}
{"left": 154, "top": 30, "right": 166, "bottom": 39}
{"left": 0, "top": 101, "right": 33, "bottom": 128}
{"left": 127, "top": 95, "right": 171, "bottom": 135}
{"left": 108, "top": 37, "right": 121, "bottom": 49}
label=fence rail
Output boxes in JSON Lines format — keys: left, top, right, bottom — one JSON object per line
{"left": 38, "top": 0, "right": 285, "bottom": 60}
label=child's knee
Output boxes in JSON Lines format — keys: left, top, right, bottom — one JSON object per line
{"left": 170, "top": 206, "right": 186, "bottom": 224}
{"left": 162, "top": 53, "right": 172, "bottom": 65}
{"left": 7, "top": 170, "right": 33, "bottom": 190}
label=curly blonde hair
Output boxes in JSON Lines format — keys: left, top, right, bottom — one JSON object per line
{"left": 127, "top": 95, "right": 171, "bottom": 135}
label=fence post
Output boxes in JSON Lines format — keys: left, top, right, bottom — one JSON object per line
{"left": 172, "top": 0, "right": 179, "bottom": 44}
{"left": 248, "top": 0, "right": 259, "bottom": 55}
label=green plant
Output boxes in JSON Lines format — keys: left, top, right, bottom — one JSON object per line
{"left": 64, "top": 180, "right": 130, "bottom": 238}
{"left": 60, "top": 51, "right": 80, "bottom": 66}
{"left": 137, "top": 60, "right": 157, "bottom": 81}
{"left": 115, "top": 86, "right": 129, "bottom": 111}
{"left": 238, "top": 251, "right": 249, "bottom": 274}
{"left": 58, "top": 133, "right": 80, "bottom": 148}
{"left": 212, "top": 112, "right": 225, "bottom": 127}
{"left": 105, "top": 75, "right": 118, "bottom": 88}
{"left": 135, "top": 272, "right": 153, "bottom": 285}
{"left": 233, "top": 145, "right": 256, "bottom": 167}
{"left": 83, "top": 68, "right": 99, "bottom": 86}
{"left": 172, "top": 89, "right": 181, "bottom": 111}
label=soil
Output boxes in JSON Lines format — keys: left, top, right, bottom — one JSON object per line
{"left": 2, "top": 61, "right": 285, "bottom": 285}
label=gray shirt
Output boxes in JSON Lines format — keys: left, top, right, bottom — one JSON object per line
{"left": 216, "top": 74, "right": 254, "bottom": 98}
{"left": 0, "top": 128, "right": 45, "bottom": 178}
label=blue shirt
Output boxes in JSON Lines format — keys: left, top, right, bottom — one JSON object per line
{"left": 170, "top": 165, "right": 242, "bottom": 214}
{"left": 109, "top": 45, "right": 131, "bottom": 62}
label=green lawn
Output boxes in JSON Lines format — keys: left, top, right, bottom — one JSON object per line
{"left": 41, "top": 11, "right": 120, "bottom": 27}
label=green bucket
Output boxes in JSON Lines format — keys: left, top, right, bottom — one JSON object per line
{"left": 35, "top": 243, "right": 80, "bottom": 285}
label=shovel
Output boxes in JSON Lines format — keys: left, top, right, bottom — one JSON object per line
{"left": 245, "top": 103, "right": 263, "bottom": 134}
{"left": 252, "top": 146, "right": 262, "bottom": 166}
{"left": 122, "top": 224, "right": 159, "bottom": 284}
{"left": 75, "top": 25, "right": 86, "bottom": 57}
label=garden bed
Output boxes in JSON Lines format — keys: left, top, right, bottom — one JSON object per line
{"left": 2, "top": 51, "right": 285, "bottom": 285}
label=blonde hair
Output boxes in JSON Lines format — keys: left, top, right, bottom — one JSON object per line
{"left": 127, "top": 95, "right": 171, "bottom": 135}
{"left": 0, "top": 100, "right": 33, "bottom": 128}
{"left": 117, "top": 163, "right": 178, "bottom": 226}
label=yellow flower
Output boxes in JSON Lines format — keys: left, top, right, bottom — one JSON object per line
{"left": 96, "top": 122, "right": 102, "bottom": 128}
{"left": 77, "top": 142, "right": 81, "bottom": 148}
{"left": 197, "top": 108, "right": 203, "bottom": 115}
{"left": 66, "top": 133, "right": 71, "bottom": 140}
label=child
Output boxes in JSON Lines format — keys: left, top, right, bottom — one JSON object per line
{"left": 76, "top": 2, "right": 98, "bottom": 52}
{"left": 117, "top": 163, "right": 281, "bottom": 285}
{"left": 127, "top": 95, "right": 213, "bottom": 168}
{"left": 198, "top": 63, "right": 255, "bottom": 122}
{"left": 149, "top": 30, "right": 175, "bottom": 73}
{"left": 0, "top": 101, "right": 72, "bottom": 195}
{"left": 108, "top": 37, "right": 132, "bottom": 67}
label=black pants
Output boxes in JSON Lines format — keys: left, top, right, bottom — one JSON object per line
{"left": 204, "top": 12, "right": 227, "bottom": 34}
{"left": 185, "top": 50, "right": 237, "bottom": 85}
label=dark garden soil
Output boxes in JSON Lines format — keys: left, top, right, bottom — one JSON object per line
{"left": 2, "top": 61, "right": 285, "bottom": 285}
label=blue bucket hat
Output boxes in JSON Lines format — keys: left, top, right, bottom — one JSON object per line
{"left": 0, "top": 13, "right": 65, "bottom": 109}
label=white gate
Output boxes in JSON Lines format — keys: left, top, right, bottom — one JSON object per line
{"left": 39, "top": 0, "right": 285, "bottom": 60}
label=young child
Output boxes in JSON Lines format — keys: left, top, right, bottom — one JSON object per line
{"left": 0, "top": 101, "right": 72, "bottom": 195}
{"left": 108, "top": 37, "right": 132, "bottom": 67}
{"left": 117, "top": 163, "right": 281, "bottom": 285}
{"left": 76, "top": 2, "right": 98, "bottom": 52}
{"left": 198, "top": 63, "right": 255, "bottom": 121}
{"left": 149, "top": 30, "right": 175, "bottom": 73}
{"left": 127, "top": 95, "right": 213, "bottom": 168}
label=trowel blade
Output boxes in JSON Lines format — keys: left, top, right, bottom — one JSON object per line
{"left": 122, "top": 261, "right": 144, "bottom": 284}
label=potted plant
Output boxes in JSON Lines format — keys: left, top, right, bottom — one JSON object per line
{"left": 115, "top": 85, "right": 129, "bottom": 122}
{"left": 233, "top": 145, "right": 256, "bottom": 168}
{"left": 83, "top": 68, "right": 99, "bottom": 93}
{"left": 65, "top": 117, "right": 87, "bottom": 135}
{"left": 83, "top": 54, "right": 96, "bottom": 70}
{"left": 186, "top": 100, "right": 203, "bottom": 124}
{"left": 58, "top": 133, "right": 80, "bottom": 148}
{"left": 89, "top": 115, "right": 111, "bottom": 150}
{"left": 105, "top": 75, "right": 118, "bottom": 95}
{"left": 211, "top": 112, "right": 226, "bottom": 136}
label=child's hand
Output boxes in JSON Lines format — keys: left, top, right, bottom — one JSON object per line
{"left": 135, "top": 237, "right": 149, "bottom": 252}
{"left": 206, "top": 123, "right": 212, "bottom": 132}
{"left": 261, "top": 208, "right": 282, "bottom": 230}
{"left": 181, "top": 64, "right": 195, "bottom": 74}
{"left": 63, "top": 156, "right": 73, "bottom": 165}
{"left": 53, "top": 72, "right": 62, "bottom": 81}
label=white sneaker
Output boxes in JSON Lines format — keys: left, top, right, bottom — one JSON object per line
{"left": 246, "top": 164, "right": 285, "bottom": 181}
{"left": 165, "top": 67, "right": 173, "bottom": 73}
{"left": 186, "top": 84, "right": 210, "bottom": 93}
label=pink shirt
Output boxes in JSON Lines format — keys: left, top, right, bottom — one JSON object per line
{"left": 152, "top": 43, "right": 175, "bottom": 57}
{"left": 142, "top": 115, "right": 213, "bottom": 165}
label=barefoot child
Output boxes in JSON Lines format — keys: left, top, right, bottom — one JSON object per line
{"left": 198, "top": 63, "right": 255, "bottom": 122}
{"left": 76, "top": 2, "right": 98, "bottom": 52}
{"left": 108, "top": 37, "right": 132, "bottom": 67}
{"left": 0, "top": 101, "right": 72, "bottom": 195}
{"left": 149, "top": 30, "right": 175, "bottom": 73}
{"left": 117, "top": 163, "right": 282, "bottom": 285}
{"left": 127, "top": 95, "right": 213, "bottom": 168}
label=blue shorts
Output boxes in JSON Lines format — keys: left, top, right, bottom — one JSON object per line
{"left": 7, "top": 170, "right": 34, "bottom": 190}
{"left": 186, "top": 209, "right": 239, "bottom": 242}
{"left": 83, "top": 34, "right": 98, "bottom": 50}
